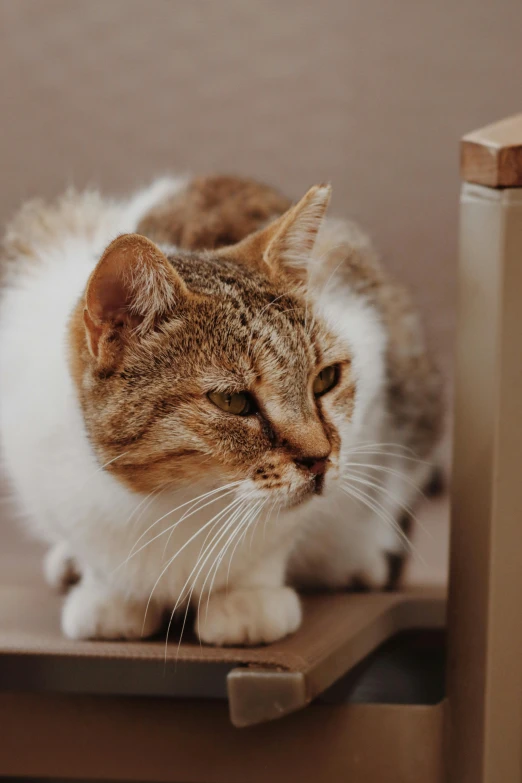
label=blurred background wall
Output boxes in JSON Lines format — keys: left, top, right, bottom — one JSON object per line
{"left": 1, "top": 0, "right": 522, "bottom": 375}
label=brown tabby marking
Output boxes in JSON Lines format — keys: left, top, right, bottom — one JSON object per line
{"left": 137, "top": 175, "right": 291, "bottom": 250}
{"left": 138, "top": 180, "right": 443, "bottom": 460}
{"left": 70, "top": 200, "right": 353, "bottom": 497}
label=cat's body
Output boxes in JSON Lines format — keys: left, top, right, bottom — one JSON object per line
{"left": 0, "top": 176, "right": 442, "bottom": 645}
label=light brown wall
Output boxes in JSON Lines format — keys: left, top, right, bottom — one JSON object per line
{"left": 1, "top": 0, "right": 521, "bottom": 370}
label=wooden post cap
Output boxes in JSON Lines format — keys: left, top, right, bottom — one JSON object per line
{"left": 461, "top": 113, "right": 522, "bottom": 187}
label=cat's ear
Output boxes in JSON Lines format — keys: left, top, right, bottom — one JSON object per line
{"left": 262, "top": 184, "right": 331, "bottom": 281}
{"left": 84, "top": 233, "right": 185, "bottom": 360}
{"left": 225, "top": 184, "right": 331, "bottom": 283}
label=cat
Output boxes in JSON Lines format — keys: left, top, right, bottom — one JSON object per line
{"left": 0, "top": 175, "right": 443, "bottom": 646}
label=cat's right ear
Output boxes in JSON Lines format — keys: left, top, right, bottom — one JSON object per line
{"left": 221, "top": 184, "right": 331, "bottom": 285}
{"left": 84, "top": 233, "right": 186, "bottom": 361}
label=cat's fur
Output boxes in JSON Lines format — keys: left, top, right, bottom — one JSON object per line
{"left": 0, "top": 175, "right": 443, "bottom": 646}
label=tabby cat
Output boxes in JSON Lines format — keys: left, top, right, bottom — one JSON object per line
{"left": 0, "top": 175, "right": 442, "bottom": 645}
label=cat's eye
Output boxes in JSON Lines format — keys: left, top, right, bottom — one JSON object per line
{"left": 207, "top": 390, "right": 255, "bottom": 416}
{"left": 313, "top": 365, "right": 339, "bottom": 396}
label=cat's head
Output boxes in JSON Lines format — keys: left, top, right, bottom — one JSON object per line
{"left": 70, "top": 185, "right": 357, "bottom": 509}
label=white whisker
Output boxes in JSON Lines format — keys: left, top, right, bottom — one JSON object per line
{"left": 225, "top": 501, "right": 265, "bottom": 591}
{"left": 201, "top": 498, "right": 265, "bottom": 627}
{"left": 341, "top": 482, "right": 426, "bottom": 565}
{"left": 160, "top": 482, "right": 241, "bottom": 557}
{"left": 342, "top": 470, "right": 434, "bottom": 542}
{"left": 342, "top": 482, "right": 411, "bottom": 548}
{"left": 344, "top": 442, "right": 431, "bottom": 466}
{"left": 119, "top": 481, "right": 242, "bottom": 568}
{"left": 343, "top": 461, "right": 429, "bottom": 491}
{"left": 176, "top": 501, "right": 251, "bottom": 655}
{"left": 182, "top": 494, "right": 258, "bottom": 613}
{"left": 125, "top": 481, "right": 173, "bottom": 531}
{"left": 165, "top": 494, "right": 258, "bottom": 657}
{"left": 344, "top": 460, "right": 425, "bottom": 491}
{"left": 141, "top": 492, "right": 247, "bottom": 635}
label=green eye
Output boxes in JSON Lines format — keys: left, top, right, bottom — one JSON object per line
{"left": 313, "top": 365, "right": 339, "bottom": 396}
{"left": 207, "top": 390, "right": 255, "bottom": 416}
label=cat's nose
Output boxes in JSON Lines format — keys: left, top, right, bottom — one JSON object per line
{"left": 294, "top": 456, "right": 329, "bottom": 476}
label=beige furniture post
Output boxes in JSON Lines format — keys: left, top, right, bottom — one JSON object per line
{"left": 447, "top": 113, "right": 522, "bottom": 783}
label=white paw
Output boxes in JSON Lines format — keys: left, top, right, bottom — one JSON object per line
{"left": 62, "top": 582, "right": 163, "bottom": 640}
{"left": 196, "top": 587, "right": 302, "bottom": 646}
{"left": 44, "top": 542, "right": 81, "bottom": 592}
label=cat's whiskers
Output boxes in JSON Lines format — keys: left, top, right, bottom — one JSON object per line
{"left": 341, "top": 480, "right": 411, "bottom": 549}
{"left": 161, "top": 491, "right": 220, "bottom": 558}
{"left": 262, "top": 496, "right": 279, "bottom": 543}
{"left": 125, "top": 481, "right": 174, "bottom": 532}
{"left": 247, "top": 496, "right": 267, "bottom": 551}
{"left": 181, "top": 497, "right": 265, "bottom": 656}
{"left": 142, "top": 492, "right": 248, "bottom": 636}
{"left": 192, "top": 488, "right": 251, "bottom": 565}
{"left": 344, "top": 458, "right": 426, "bottom": 488}
{"left": 172, "top": 498, "right": 254, "bottom": 659}
{"left": 119, "top": 482, "right": 176, "bottom": 576}
{"left": 343, "top": 461, "right": 431, "bottom": 503}
{"left": 342, "top": 467, "right": 418, "bottom": 514}
{"left": 225, "top": 499, "right": 269, "bottom": 591}
{"left": 159, "top": 482, "right": 246, "bottom": 558}
{"left": 341, "top": 469, "right": 434, "bottom": 542}
{"left": 341, "top": 481, "right": 426, "bottom": 565}
{"left": 201, "top": 497, "right": 266, "bottom": 629}
{"left": 120, "top": 481, "right": 242, "bottom": 569}
{"left": 164, "top": 492, "right": 259, "bottom": 657}
{"left": 346, "top": 449, "right": 431, "bottom": 467}
{"left": 345, "top": 440, "right": 419, "bottom": 455}
{"left": 342, "top": 439, "right": 436, "bottom": 540}
{"left": 178, "top": 494, "right": 257, "bottom": 612}
{"left": 345, "top": 441, "right": 429, "bottom": 459}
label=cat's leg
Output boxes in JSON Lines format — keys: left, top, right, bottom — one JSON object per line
{"left": 44, "top": 542, "right": 81, "bottom": 592}
{"left": 196, "top": 586, "right": 301, "bottom": 646}
{"left": 61, "top": 573, "right": 163, "bottom": 640}
{"left": 195, "top": 554, "right": 301, "bottom": 646}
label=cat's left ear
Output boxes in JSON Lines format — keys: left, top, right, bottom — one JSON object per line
{"left": 226, "top": 184, "right": 331, "bottom": 283}
{"left": 84, "top": 233, "right": 186, "bottom": 360}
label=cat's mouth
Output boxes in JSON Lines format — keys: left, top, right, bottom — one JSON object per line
{"left": 312, "top": 472, "right": 325, "bottom": 495}
{"left": 283, "top": 473, "right": 327, "bottom": 509}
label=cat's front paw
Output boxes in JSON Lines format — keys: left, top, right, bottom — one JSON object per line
{"left": 61, "top": 582, "right": 163, "bottom": 640}
{"left": 196, "top": 587, "right": 302, "bottom": 646}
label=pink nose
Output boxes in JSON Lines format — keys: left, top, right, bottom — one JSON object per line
{"left": 295, "top": 456, "right": 329, "bottom": 476}
{"left": 309, "top": 458, "right": 328, "bottom": 476}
